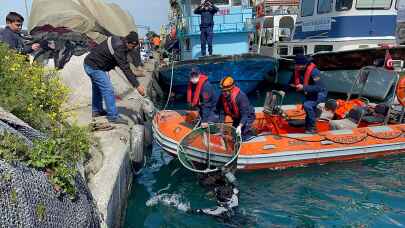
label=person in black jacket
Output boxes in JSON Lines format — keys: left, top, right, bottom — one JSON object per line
{"left": 0, "top": 12, "right": 43, "bottom": 54}
{"left": 194, "top": 0, "right": 219, "bottom": 56}
{"left": 84, "top": 31, "right": 145, "bottom": 124}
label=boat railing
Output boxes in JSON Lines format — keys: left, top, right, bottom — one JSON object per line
{"left": 182, "top": 12, "right": 255, "bottom": 35}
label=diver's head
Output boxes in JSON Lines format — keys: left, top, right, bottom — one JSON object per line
{"left": 215, "top": 185, "right": 233, "bottom": 204}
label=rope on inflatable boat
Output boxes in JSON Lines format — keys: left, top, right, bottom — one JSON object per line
{"left": 258, "top": 126, "right": 405, "bottom": 145}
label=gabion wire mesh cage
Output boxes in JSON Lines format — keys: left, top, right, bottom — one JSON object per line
{"left": 177, "top": 123, "right": 242, "bottom": 173}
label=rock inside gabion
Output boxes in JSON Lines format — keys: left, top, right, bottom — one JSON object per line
{"left": 0, "top": 109, "right": 100, "bottom": 227}
{"left": 0, "top": 161, "right": 100, "bottom": 228}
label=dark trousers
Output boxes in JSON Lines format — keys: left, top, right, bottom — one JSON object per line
{"left": 200, "top": 26, "right": 213, "bottom": 56}
{"left": 303, "top": 100, "right": 318, "bottom": 131}
{"left": 303, "top": 91, "right": 327, "bottom": 130}
{"left": 84, "top": 64, "right": 119, "bottom": 120}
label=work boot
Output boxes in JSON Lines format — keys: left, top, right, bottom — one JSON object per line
{"left": 92, "top": 110, "right": 108, "bottom": 118}
{"left": 305, "top": 128, "right": 317, "bottom": 134}
{"left": 108, "top": 116, "right": 129, "bottom": 125}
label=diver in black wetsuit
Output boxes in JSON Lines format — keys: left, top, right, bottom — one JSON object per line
{"left": 190, "top": 167, "right": 239, "bottom": 219}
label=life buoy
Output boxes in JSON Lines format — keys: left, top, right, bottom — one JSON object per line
{"left": 396, "top": 76, "right": 405, "bottom": 106}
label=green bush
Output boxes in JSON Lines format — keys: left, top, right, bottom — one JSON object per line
{"left": 0, "top": 44, "right": 90, "bottom": 198}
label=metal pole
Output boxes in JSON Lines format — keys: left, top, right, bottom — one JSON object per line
{"left": 385, "top": 72, "right": 401, "bottom": 125}
{"left": 257, "top": 21, "right": 263, "bottom": 54}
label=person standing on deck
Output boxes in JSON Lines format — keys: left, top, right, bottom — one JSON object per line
{"left": 84, "top": 31, "right": 145, "bottom": 125}
{"left": 216, "top": 76, "right": 256, "bottom": 141}
{"left": 187, "top": 68, "right": 217, "bottom": 127}
{"left": 290, "top": 54, "right": 327, "bottom": 134}
{"left": 194, "top": 0, "right": 219, "bottom": 56}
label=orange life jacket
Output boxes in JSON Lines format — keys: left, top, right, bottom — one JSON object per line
{"left": 294, "top": 63, "right": 317, "bottom": 86}
{"left": 187, "top": 74, "right": 208, "bottom": 107}
{"left": 335, "top": 99, "right": 365, "bottom": 119}
{"left": 222, "top": 87, "right": 241, "bottom": 119}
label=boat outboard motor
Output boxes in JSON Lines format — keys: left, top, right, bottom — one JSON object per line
{"left": 264, "top": 90, "right": 285, "bottom": 115}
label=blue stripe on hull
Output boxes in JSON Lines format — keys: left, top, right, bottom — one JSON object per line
{"left": 294, "top": 15, "right": 396, "bottom": 39}
{"left": 159, "top": 58, "right": 277, "bottom": 94}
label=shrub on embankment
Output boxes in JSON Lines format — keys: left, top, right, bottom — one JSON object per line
{"left": 0, "top": 43, "right": 90, "bottom": 197}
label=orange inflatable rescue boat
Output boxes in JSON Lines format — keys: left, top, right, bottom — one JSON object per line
{"left": 153, "top": 67, "right": 405, "bottom": 170}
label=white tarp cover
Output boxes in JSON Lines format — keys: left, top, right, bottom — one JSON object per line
{"left": 29, "top": 0, "right": 137, "bottom": 41}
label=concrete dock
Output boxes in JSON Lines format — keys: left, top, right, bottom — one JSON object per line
{"left": 60, "top": 54, "right": 159, "bottom": 228}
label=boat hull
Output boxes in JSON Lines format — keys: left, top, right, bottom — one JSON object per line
{"left": 159, "top": 54, "right": 277, "bottom": 94}
{"left": 276, "top": 67, "right": 397, "bottom": 100}
{"left": 153, "top": 110, "right": 405, "bottom": 171}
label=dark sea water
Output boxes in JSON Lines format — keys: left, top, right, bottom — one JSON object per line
{"left": 124, "top": 146, "right": 405, "bottom": 227}
{"left": 124, "top": 88, "right": 405, "bottom": 227}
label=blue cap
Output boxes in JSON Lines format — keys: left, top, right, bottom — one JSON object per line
{"left": 190, "top": 67, "right": 199, "bottom": 76}
{"left": 295, "top": 54, "right": 309, "bottom": 65}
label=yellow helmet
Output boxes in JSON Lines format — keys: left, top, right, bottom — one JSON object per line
{"left": 220, "top": 76, "right": 235, "bottom": 91}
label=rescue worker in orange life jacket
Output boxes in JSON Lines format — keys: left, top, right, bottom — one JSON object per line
{"left": 187, "top": 68, "right": 217, "bottom": 127}
{"left": 289, "top": 54, "right": 327, "bottom": 134}
{"left": 216, "top": 76, "right": 256, "bottom": 141}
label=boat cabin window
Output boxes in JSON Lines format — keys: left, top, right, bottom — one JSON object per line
{"left": 232, "top": 0, "right": 242, "bottom": 6}
{"left": 261, "top": 28, "right": 274, "bottom": 46}
{"left": 293, "top": 46, "right": 307, "bottom": 55}
{"left": 356, "top": 0, "right": 392, "bottom": 9}
{"left": 314, "top": 45, "right": 333, "bottom": 53}
{"left": 301, "top": 0, "right": 316, "bottom": 16}
{"left": 278, "top": 46, "right": 289, "bottom": 56}
{"left": 191, "top": 0, "right": 231, "bottom": 9}
{"left": 318, "top": 0, "right": 333, "bottom": 13}
{"left": 212, "top": 0, "right": 230, "bottom": 5}
{"left": 185, "top": 38, "right": 191, "bottom": 51}
{"left": 336, "top": 0, "right": 353, "bottom": 10}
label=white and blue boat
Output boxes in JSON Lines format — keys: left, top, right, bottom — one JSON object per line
{"left": 159, "top": 0, "right": 278, "bottom": 94}
{"left": 272, "top": 0, "right": 399, "bottom": 56}
{"left": 255, "top": 0, "right": 403, "bottom": 100}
